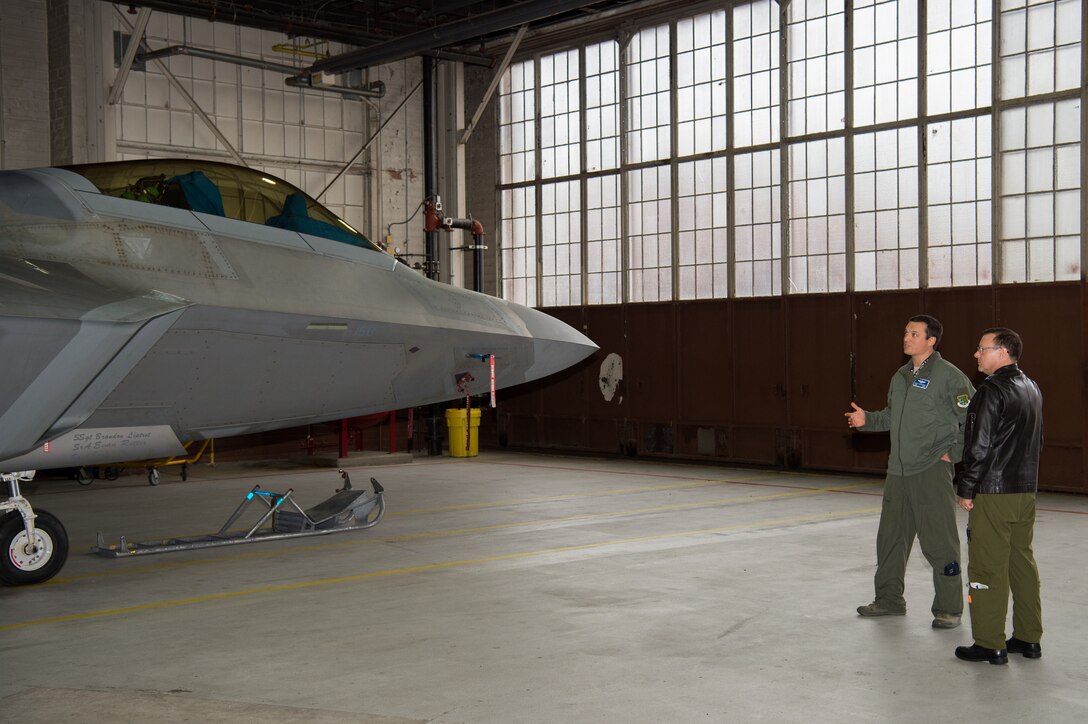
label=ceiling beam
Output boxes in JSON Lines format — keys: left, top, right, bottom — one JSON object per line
{"left": 111, "top": 1, "right": 389, "bottom": 46}
{"left": 307, "top": 0, "right": 608, "bottom": 75}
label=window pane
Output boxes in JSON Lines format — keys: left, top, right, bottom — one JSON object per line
{"left": 540, "top": 50, "right": 580, "bottom": 179}
{"left": 734, "top": 149, "right": 781, "bottom": 297}
{"left": 787, "top": 1, "right": 846, "bottom": 135}
{"left": 733, "top": 2, "right": 780, "bottom": 147}
{"left": 500, "top": 187, "right": 538, "bottom": 306}
{"left": 998, "top": 99, "right": 1081, "bottom": 282}
{"left": 626, "top": 24, "right": 671, "bottom": 163}
{"left": 626, "top": 165, "right": 673, "bottom": 301}
{"left": 788, "top": 138, "right": 846, "bottom": 292}
{"left": 853, "top": 129, "right": 919, "bottom": 291}
{"left": 999, "top": 0, "right": 1081, "bottom": 100}
{"left": 853, "top": 0, "right": 918, "bottom": 126}
{"left": 678, "top": 158, "right": 729, "bottom": 299}
{"left": 677, "top": 11, "right": 728, "bottom": 155}
{"left": 541, "top": 180, "right": 582, "bottom": 306}
{"left": 927, "top": 116, "right": 993, "bottom": 287}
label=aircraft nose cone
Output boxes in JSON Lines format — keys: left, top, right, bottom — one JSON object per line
{"left": 509, "top": 305, "right": 598, "bottom": 382}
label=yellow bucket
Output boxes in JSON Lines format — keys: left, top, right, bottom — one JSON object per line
{"left": 445, "top": 408, "right": 481, "bottom": 457}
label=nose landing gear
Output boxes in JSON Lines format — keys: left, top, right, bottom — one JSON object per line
{"left": 1, "top": 471, "right": 70, "bottom": 586}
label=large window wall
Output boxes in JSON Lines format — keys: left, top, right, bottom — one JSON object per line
{"left": 498, "top": 0, "right": 1085, "bottom": 307}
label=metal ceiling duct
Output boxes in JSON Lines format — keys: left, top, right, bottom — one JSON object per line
{"left": 137, "top": 45, "right": 387, "bottom": 98}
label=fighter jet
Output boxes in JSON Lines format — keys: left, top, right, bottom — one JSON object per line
{"left": 0, "top": 158, "right": 597, "bottom": 585}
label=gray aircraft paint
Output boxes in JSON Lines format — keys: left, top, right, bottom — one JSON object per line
{"left": 0, "top": 164, "right": 597, "bottom": 472}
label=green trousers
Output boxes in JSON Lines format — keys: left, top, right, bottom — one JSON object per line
{"left": 874, "top": 461, "right": 963, "bottom": 616}
{"left": 967, "top": 493, "right": 1043, "bottom": 650}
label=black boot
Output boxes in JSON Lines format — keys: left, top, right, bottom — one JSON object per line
{"left": 955, "top": 644, "right": 1008, "bottom": 665}
{"left": 1006, "top": 637, "right": 1042, "bottom": 659}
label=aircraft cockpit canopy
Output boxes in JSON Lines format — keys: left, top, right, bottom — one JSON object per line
{"left": 64, "top": 159, "right": 378, "bottom": 252}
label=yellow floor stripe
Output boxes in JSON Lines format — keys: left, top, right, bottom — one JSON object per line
{"left": 46, "top": 482, "right": 876, "bottom": 585}
{"left": 391, "top": 477, "right": 879, "bottom": 515}
{"left": 2, "top": 505, "right": 879, "bottom": 632}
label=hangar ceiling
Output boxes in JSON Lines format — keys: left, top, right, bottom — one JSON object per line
{"left": 114, "top": 0, "right": 669, "bottom": 72}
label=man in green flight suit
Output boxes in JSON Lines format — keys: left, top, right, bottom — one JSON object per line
{"left": 845, "top": 314, "right": 974, "bottom": 629}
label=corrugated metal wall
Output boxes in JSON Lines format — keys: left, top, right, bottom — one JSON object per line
{"left": 493, "top": 282, "right": 1085, "bottom": 494}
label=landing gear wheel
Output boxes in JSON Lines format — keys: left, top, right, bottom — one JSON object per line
{"left": 77, "top": 467, "right": 94, "bottom": 486}
{"left": 147, "top": 467, "right": 160, "bottom": 486}
{"left": 105, "top": 467, "right": 119, "bottom": 481}
{"left": 180, "top": 464, "right": 188, "bottom": 482}
{"left": 0, "top": 510, "right": 69, "bottom": 586}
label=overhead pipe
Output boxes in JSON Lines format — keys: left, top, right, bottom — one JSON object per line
{"left": 425, "top": 207, "right": 487, "bottom": 293}
{"left": 138, "top": 45, "right": 305, "bottom": 74}
{"left": 283, "top": 75, "right": 386, "bottom": 100}
{"left": 136, "top": 45, "right": 386, "bottom": 99}
{"left": 307, "top": 0, "right": 608, "bottom": 75}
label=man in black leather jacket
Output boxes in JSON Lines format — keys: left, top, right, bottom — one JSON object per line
{"left": 953, "top": 327, "right": 1043, "bottom": 665}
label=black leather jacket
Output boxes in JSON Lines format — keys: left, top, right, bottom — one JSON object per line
{"left": 956, "top": 364, "right": 1043, "bottom": 498}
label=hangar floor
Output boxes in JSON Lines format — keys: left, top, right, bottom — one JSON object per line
{"left": 3, "top": 451, "right": 1087, "bottom": 723}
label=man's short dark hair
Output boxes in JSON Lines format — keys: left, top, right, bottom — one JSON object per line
{"left": 909, "top": 314, "right": 943, "bottom": 346}
{"left": 984, "top": 327, "right": 1022, "bottom": 361}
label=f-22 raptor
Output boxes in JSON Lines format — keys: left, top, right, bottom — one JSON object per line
{"left": 0, "top": 159, "right": 596, "bottom": 585}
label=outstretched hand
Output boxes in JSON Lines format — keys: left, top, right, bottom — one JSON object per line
{"left": 845, "top": 402, "right": 866, "bottom": 429}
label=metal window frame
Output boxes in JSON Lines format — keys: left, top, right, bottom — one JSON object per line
{"left": 491, "top": 0, "right": 1084, "bottom": 307}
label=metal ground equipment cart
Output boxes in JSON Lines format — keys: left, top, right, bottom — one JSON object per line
{"left": 93, "top": 470, "right": 384, "bottom": 558}
{"left": 78, "top": 439, "right": 215, "bottom": 486}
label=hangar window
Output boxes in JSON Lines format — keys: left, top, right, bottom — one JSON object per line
{"left": 500, "top": 185, "right": 538, "bottom": 305}
{"left": 496, "top": 0, "right": 1083, "bottom": 307}
{"left": 998, "top": 99, "right": 1081, "bottom": 282}
{"left": 788, "top": 138, "right": 847, "bottom": 293}
{"left": 853, "top": 127, "right": 920, "bottom": 291}
{"left": 678, "top": 157, "right": 729, "bottom": 300}
{"left": 542, "top": 180, "right": 582, "bottom": 306}
{"left": 927, "top": 116, "right": 993, "bottom": 286}
{"left": 997, "top": 0, "right": 1082, "bottom": 283}
{"left": 852, "top": 0, "right": 919, "bottom": 126}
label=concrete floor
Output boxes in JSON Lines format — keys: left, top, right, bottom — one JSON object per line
{"left": 2, "top": 451, "right": 1087, "bottom": 723}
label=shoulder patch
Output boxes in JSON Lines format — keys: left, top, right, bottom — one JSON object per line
{"left": 957, "top": 394, "right": 970, "bottom": 408}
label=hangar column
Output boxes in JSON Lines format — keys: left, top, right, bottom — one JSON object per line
{"left": 423, "top": 56, "right": 440, "bottom": 282}
{"left": 438, "top": 60, "right": 468, "bottom": 290}
{"left": 423, "top": 55, "right": 444, "bottom": 456}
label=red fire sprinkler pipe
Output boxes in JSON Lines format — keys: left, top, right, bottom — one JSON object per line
{"left": 424, "top": 200, "right": 488, "bottom": 294}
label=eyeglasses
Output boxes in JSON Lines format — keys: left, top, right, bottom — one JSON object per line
{"left": 976, "top": 345, "right": 1002, "bottom": 353}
